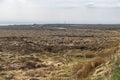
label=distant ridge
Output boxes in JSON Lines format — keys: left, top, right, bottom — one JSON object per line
{"left": 0, "top": 24, "right": 120, "bottom": 30}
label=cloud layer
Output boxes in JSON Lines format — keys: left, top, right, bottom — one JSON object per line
{"left": 0, "top": 0, "right": 120, "bottom": 24}
{"left": 86, "top": 0, "right": 120, "bottom": 8}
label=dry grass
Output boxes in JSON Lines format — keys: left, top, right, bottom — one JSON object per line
{"left": 0, "top": 29, "right": 120, "bottom": 80}
{"left": 73, "top": 57, "right": 105, "bottom": 79}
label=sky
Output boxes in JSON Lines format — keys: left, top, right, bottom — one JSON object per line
{"left": 0, "top": 0, "right": 120, "bottom": 24}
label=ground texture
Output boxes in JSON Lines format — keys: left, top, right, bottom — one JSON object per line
{"left": 0, "top": 29, "right": 120, "bottom": 80}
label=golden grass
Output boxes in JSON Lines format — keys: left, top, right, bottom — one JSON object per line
{"left": 73, "top": 57, "right": 105, "bottom": 79}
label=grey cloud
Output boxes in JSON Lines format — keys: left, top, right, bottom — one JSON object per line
{"left": 0, "top": 0, "right": 4, "bottom": 1}
{"left": 0, "top": 0, "right": 120, "bottom": 24}
{"left": 86, "top": 0, "right": 120, "bottom": 8}
{"left": 86, "top": 2, "right": 95, "bottom": 8}
{"left": 0, "top": 0, "right": 4, "bottom": 4}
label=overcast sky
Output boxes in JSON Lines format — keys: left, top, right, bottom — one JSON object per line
{"left": 0, "top": 0, "right": 120, "bottom": 24}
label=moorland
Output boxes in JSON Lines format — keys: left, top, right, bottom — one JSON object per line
{"left": 0, "top": 24, "right": 120, "bottom": 80}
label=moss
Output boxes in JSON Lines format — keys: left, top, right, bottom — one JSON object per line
{"left": 112, "top": 61, "right": 120, "bottom": 80}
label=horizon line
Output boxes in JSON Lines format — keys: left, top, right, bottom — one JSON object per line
{"left": 1, "top": 23, "right": 120, "bottom": 26}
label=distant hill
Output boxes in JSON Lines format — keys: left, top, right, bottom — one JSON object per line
{"left": 0, "top": 24, "right": 120, "bottom": 30}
